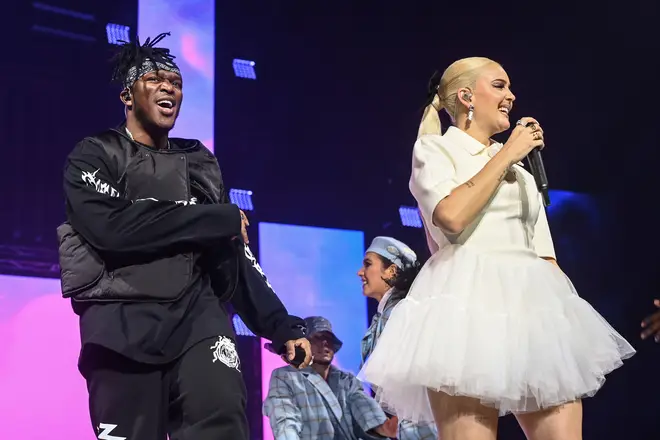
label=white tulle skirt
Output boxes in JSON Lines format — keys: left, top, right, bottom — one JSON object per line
{"left": 359, "top": 245, "right": 635, "bottom": 423}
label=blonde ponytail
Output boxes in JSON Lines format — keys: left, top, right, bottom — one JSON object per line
{"left": 417, "top": 57, "right": 499, "bottom": 140}
{"left": 417, "top": 94, "right": 443, "bottom": 139}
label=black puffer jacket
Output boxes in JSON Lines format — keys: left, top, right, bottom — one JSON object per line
{"left": 57, "top": 125, "right": 305, "bottom": 350}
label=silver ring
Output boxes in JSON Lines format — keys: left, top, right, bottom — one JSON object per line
{"left": 516, "top": 119, "right": 526, "bottom": 127}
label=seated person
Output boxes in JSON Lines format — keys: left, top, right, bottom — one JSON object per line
{"left": 264, "top": 316, "right": 398, "bottom": 440}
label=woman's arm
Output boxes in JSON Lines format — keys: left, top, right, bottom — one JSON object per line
{"left": 431, "top": 152, "right": 513, "bottom": 234}
{"left": 410, "top": 135, "right": 515, "bottom": 235}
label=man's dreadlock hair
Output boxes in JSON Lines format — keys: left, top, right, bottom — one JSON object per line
{"left": 110, "top": 32, "right": 180, "bottom": 90}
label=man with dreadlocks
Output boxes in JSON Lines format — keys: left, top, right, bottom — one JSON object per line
{"left": 56, "top": 32, "right": 312, "bottom": 440}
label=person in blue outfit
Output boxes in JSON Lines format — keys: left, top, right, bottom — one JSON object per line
{"left": 264, "top": 316, "right": 398, "bottom": 440}
{"left": 358, "top": 236, "right": 438, "bottom": 440}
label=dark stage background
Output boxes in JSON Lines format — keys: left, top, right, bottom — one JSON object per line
{"left": 0, "top": 0, "right": 136, "bottom": 273}
{"left": 0, "top": 0, "right": 658, "bottom": 438}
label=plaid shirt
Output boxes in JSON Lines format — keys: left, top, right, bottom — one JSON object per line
{"left": 361, "top": 293, "right": 438, "bottom": 440}
{"left": 360, "top": 293, "right": 401, "bottom": 366}
{"left": 263, "top": 365, "right": 388, "bottom": 440}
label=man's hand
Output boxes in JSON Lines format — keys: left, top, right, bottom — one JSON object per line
{"left": 374, "top": 416, "right": 398, "bottom": 438}
{"left": 281, "top": 338, "right": 312, "bottom": 369}
{"left": 240, "top": 210, "right": 249, "bottom": 244}
{"left": 641, "top": 299, "right": 660, "bottom": 341}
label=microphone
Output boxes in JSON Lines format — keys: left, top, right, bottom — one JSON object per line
{"left": 527, "top": 148, "right": 550, "bottom": 207}
{"left": 264, "top": 342, "right": 308, "bottom": 367}
{"left": 288, "top": 346, "right": 308, "bottom": 368}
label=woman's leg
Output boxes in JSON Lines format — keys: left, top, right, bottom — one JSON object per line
{"left": 515, "top": 400, "right": 582, "bottom": 440}
{"left": 427, "top": 390, "right": 499, "bottom": 440}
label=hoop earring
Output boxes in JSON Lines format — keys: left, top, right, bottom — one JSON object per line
{"left": 467, "top": 104, "right": 475, "bottom": 121}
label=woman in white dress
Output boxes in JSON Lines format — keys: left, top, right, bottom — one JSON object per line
{"left": 359, "top": 57, "right": 635, "bottom": 440}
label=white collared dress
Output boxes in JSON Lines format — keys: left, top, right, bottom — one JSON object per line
{"left": 359, "top": 126, "right": 635, "bottom": 423}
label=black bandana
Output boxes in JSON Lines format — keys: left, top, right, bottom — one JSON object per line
{"left": 111, "top": 32, "right": 181, "bottom": 90}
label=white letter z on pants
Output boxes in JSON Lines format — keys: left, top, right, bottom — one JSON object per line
{"left": 97, "top": 423, "right": 126, "bottom": 440}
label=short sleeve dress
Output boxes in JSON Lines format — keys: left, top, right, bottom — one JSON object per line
{"left": 359, "top": 126, "right": 635, "bottom": 423}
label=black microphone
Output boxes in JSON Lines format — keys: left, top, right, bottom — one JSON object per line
{"left": 289, "top": 346, "right": 307, "bottom": 368}
{"left": 264, "top": 342, "right": 308, "bottom": 367}
{"left": 527, "top": 148, "right": 550, "bottom": 207}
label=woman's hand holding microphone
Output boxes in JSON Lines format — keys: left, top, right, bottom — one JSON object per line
{"left": 499, "top": 117, "right": 545, "bottom": 164}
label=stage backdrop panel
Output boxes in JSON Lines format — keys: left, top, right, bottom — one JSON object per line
{"left": 0, "top": 275, "right": 91, "bottom": 440}
{"left": 258, "top": 223, "right": 366, "bottom": 440}
{"left": 139, "top": 0, "right": 215, "bottom": 151}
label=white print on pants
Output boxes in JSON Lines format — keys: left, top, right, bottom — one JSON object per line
{"left": 210, "top": 336, "right": 241, "bottom": 372}
{"left": 97, "top": 423, "right": 126, "bottom": 440}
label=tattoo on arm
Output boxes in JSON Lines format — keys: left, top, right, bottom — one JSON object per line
{"left": 498, "top": 162, "right": 515, "bottom": 181}
{"left": 465, "top": 180, "right": 475, "bottom": 188}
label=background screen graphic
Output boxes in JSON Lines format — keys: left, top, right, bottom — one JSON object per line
{"left": 0, "top": 275, "right": 90, "bottom": 439}
{"left": 139, "top": 0, "right": 215, "bottom": 151}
